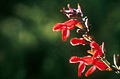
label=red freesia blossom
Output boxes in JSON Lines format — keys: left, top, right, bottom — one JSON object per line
{"left": 90, "top": 41, "right": 103, "bottom": 58}
{"left": 53, "top": 19, "right": 82, "bottom": 41}
{"left": 70, "top": 38, "right": 90, "bottom": 46}
{"left": 69, "top": 56, "right": 108, "bottom": 77}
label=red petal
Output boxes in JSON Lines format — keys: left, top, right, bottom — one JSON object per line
{"left": 90, "top": 41, "right": 103, "bottom": 58}
{"left": 81, "top": 56, "right": 93, "bottom": 65}
{"left": 78, "top": 62, "right": 85, "bottom": 77}
{"left": 93, "top": 50, "right": 99, "bottom": 58}
{"left": 90, "top": 41, "right": 99, "bottom": 50}
{"left": 69, "top": 56, "right": 83, "bottom": 63}
{"left": 53, "top": 23, "right": 65, "bottom": 31}
{"left": 64, "top": 19, "right": 80, "bottom": 29}
{"left": 85, "top": 66, "right": 96, "bottom": 77}
{"left": 98, "top": 49, "right": 103, "bottom": 56}
{"left": 94, "top": 61, "right": 108, "bottom": 70}
{"left": 70, "top": 38, "right": 89, "bottom": 46}
{"left": 62, "top": 28, "right": 70, "bottom": 41}
{"left": 93, "top": 49, "right": 103, "bottom": 58}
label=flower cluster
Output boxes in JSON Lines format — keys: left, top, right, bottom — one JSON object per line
{"left": 70, "top": 55, "right": 107, "bottom": 77}
{"left": 53, "top": 3, "right": 120, "bottom": 77}
{"left": 69, "top": 41, "right": 107, "bottom": 77}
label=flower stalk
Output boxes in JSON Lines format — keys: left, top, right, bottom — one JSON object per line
{"left": 53, "top": 3, "right": 120, "bottom": 77}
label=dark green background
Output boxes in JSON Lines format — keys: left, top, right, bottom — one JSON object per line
{"left": 0, "top": 0, "right": 120, "bottom": 79}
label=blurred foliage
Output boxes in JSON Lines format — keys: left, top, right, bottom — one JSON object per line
{"left": 0, "top": 0, "right": 120, "bottom": 79}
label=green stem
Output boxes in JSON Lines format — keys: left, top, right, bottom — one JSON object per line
{"left": 100, "top": 57, "right": 111, "bottom": 68}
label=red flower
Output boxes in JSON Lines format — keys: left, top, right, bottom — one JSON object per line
{"left": 53, "top": 19, "right": 81, "bottom": 41}
{"left": 89, "top": 41, "right": 103, "bottom": 58}
{"left": 69, "top": 56, "right": 108, "bottom": 77}
{"left": 70, "top": 38, "right": 90, "bottom": 46}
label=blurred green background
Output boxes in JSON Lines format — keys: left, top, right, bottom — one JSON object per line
{"left": 0, "top": 0, "right": 120, "bottom": 79}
